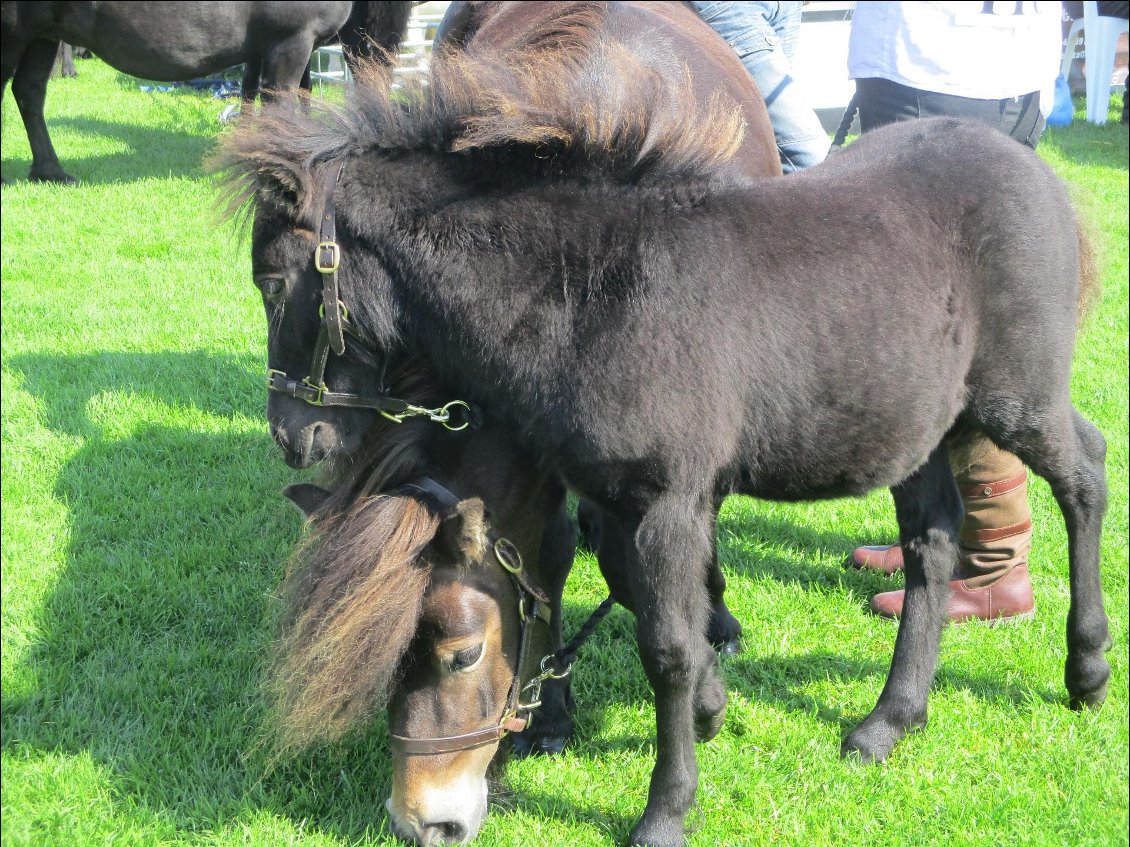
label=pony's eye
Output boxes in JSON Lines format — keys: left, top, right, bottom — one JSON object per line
{"left": 255, "top": 275, "right": 286, "bottom": 303}
{"left": 449, "top": 643, "right": 484, "bottom": 672}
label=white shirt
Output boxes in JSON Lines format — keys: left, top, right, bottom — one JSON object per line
{"left": 848, "top": 1, "right": 1063, "bottom": 102}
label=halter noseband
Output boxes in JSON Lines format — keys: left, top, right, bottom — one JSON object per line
{"left": 265, "top": 164, "right": 476, "bottom": 431}
{"left": 388, "top": 477, "right": 565, "bottom": 756}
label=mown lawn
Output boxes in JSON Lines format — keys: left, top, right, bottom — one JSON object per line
{"left": 2, "top": 59, "right": 1127, "bottom": 847}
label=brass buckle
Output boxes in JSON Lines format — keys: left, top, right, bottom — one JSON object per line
{"left": 314, "top": 241, "right": 340, "bottom": 274}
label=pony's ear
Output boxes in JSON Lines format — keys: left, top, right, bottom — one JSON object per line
{"left": 432, "top": 498, "right": 490, "bottom": 564}
{"left": 282, "top": 483, "right": 332, "bottom": 519}
{"left": 250, "top": 157, "right": 312, "bottom": 214}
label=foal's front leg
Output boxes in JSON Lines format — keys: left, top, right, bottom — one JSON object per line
{"left": 843, "top": 445, "right": 962, "bottom": 760}
{"left": 626, "top": 494, "right": 722, "bottom": 847}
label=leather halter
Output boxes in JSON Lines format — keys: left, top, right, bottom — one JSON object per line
{"left": 388, "top": 477, "right": 561, "bottom": 756}
{"left": 265, "top": 164, "right": 476, "bottom": 430}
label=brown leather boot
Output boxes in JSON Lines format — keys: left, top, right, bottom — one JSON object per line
{"left": 849, "top": 544, "right": 904, "bottom": 575}
{"left": 869, "top": 564, "right": 1035, "bottom": 622}
{"left": 857, "top": 437, "right": 1035, "bottom": 623}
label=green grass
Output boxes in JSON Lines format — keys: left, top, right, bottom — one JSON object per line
{"left": 2, "top": 60, "right": 1128, "bottom": 847}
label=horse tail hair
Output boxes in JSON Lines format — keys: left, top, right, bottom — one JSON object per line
{"left": 265, "top": 493, "right": 440, "bottom": 756}
{"left": 1075, "top": 217, "right": 1101, "bottom": 327}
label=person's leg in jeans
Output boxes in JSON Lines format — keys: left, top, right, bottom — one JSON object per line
{"left": 692, "top": 1, "right": 828, "bottom": 172}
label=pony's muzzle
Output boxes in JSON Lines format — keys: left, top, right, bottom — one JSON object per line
{"left": 385, "top": 775, "right": 487, "bottom": 846}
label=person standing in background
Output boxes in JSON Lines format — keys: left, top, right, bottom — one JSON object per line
{"left": 844, "top": 1, "right": 1064, "bottom": 623}
{"left": 692, "top": 1, "right": 829, "bottom": 172}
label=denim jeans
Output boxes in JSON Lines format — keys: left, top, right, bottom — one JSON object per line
{"left": 691, "top": 1, "right": 829, "bottom": 172}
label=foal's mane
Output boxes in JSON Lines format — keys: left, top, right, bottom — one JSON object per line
{"left": 267, "top": 366, "right": 455, "bottom": 753}
{"left": 213, "top": 0, "right": 746, "bottom": 217}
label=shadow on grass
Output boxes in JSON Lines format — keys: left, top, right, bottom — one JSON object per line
{"left": 2, "top": 351, "right": 401, "bottom": 840}
{"left": 1, "top": 114, "right": 219, "bottom": 185}
{"left": 0, "top": 350, "right": 1069, "bottom": 842}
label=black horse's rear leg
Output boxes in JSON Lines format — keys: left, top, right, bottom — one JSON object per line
{"left": 512, "top": 498, "right": 578, "bottom": 757}
{"left": 1013, "top": 408, "right": 1111, "bottom": 708}
{"left": 11, "top": 38, "right": 75, "bottom": 183}
{"left": 842, "top": 445, "right": 961, "bottom": 761}
{"left": 587, "top": 499, "right": 742, "bottom": 654}
{"left": 626, "top": 493, "right": 723, "bottom": 847}
{"left": 705, "top": 504, "right": 742, "bottom": 654}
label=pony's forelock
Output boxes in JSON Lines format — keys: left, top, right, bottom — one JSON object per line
{"left": 266, "top": 491, "right": 440, "bottom": 754}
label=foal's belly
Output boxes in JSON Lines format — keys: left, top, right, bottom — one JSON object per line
{"left": 735, "top": 386, "right": 965, "bottom": 502}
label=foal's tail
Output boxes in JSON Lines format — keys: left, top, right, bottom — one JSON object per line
{"left": 1076, "top": 218, "right": 1102, "bottom": 327}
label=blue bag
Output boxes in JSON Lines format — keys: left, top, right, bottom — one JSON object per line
{"left": 1047, "top": 74, "right": 1074, "bottom": 126}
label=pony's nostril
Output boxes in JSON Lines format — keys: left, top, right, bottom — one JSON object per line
{"left": 424, "top": 820, "right": 467, "bottom": 844}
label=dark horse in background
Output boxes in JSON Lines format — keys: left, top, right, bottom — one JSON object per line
{"left": 227, "top": 3, "right": 781, "bottom": 845}
{"left": 218, "top": 21, "right": 1113, "bottom": 843}
{"left": 0, "top": 0, "right": 413, "bottom": 183}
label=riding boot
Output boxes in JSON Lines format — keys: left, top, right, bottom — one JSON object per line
{"left": 859, "top": 436, "right": 1036, "bottom": 622}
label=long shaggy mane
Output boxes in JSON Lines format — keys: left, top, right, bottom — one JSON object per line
{"left": 266, "top": 364, "right": 449, "bottom": 754}
{"left": 211, "top": 0, "right": 746, "bottom": 217}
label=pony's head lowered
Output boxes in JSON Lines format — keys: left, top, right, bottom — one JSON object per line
{"left": 212, "top": 11, "right": 746, "bottom": 468}
{"left": 266, "top": 361, "right": 568, "bottom": 846}
{"left": 270, "top": 480, "right": 549, "bottom": 846}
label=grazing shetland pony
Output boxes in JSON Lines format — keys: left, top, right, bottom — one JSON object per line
{"left": 237, "top": 3, "right": 782, "bottom": 845}
{"left": 268, "top": 365, "right": 578, "bottom": 846}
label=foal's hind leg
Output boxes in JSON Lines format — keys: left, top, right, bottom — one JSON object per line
{"left": 1009, "top": 408, "right": 1111, "bottom": 708}
{"left": 843, "top": 445, "right": 962, "bottom": 761}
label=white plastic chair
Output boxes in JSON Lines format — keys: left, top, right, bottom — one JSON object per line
{"left": 1083, "top": 1, "right": 1129, "bottom": 124}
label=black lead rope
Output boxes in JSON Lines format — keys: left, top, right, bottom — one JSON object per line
{"left": 545, "top": 594, "right": 616, "bottom": 677}
{"left": 829, "top": 92, "right": 859, "bottom": 152}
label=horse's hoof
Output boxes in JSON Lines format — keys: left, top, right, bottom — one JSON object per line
{"left": 842, "top": 708, "right": 924, "bottom": 763}
{"left": 1069, "top": 680, "right": 1108, "bottom": 711}
{"left": 28, "top": 169, "right": 77, "bottom": 185}
{"left": 712, "top": 637, "right": 741, "bottom": 656}
{"left": 629, "top": 814, "right": 686, "bottom": 847}
{"left": 511, "top": 730, "right": 570, "bottom": 757}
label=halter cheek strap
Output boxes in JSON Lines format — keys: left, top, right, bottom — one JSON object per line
{"left": 387, "top": 478, "right": 557, "bottom": 757}
{"left": 264, "top": 163, "right": 478, "bottom": 432}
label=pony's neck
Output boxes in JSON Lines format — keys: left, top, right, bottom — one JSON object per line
{"left": 358, "top": 149, "right": 634, "bottom": 426}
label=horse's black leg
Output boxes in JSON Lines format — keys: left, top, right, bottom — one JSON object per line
{"left": 625, "top": 493, "right": 721, "bottom": 847}
{"left": 705, "top": 504, "right": 742, "bottom": 654}
{"left": 592, "top": 500, "right": 741, "bottom": 655}
{"left": 1009, "top": 408, "right": 1111, "bottom": 708}
{"left": 240, "top": 58, "right": 261, "bottom": 105}
{"left": 842, "top": 444, "right": 961, "bottom": 761}
{"left": 259, "top": 37, "right": 317, "bottom": 107}
{"left": 11, "top": 38, "right": 74, "bottom": 183}
{"left": 512, "top": 498, "right": 578, "bottom": 757}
